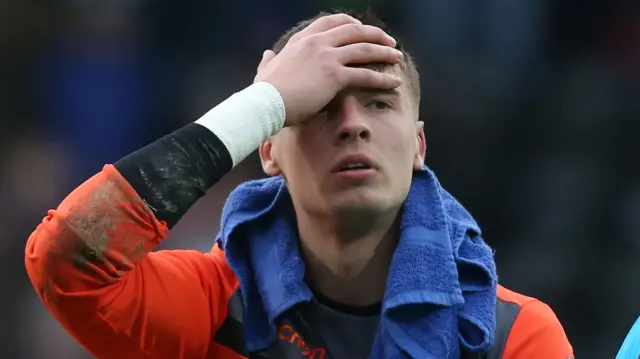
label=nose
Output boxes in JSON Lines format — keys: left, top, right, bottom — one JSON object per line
{"left": 333, "top": 100, "right": 371, "bottom": 144}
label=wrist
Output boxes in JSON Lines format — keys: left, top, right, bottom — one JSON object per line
{"left": 195, "top": 82, "right": 286, "bottom": 166}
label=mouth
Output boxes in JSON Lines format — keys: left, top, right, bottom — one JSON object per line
{"left": 337, "top": 163, "right": 373, "bottom": 172}
{"left": 331, "top": 155, "right": 377, "bottom": 174}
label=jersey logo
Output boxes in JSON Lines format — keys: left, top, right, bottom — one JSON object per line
{"left": 277, "top": 324, "right": 327, "bottom": 359}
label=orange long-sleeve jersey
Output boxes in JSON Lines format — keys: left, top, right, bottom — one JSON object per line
{"left": 25, "top": 165, "right": 573, "bottom": 359}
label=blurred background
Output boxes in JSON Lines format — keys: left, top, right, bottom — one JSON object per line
{"left": 1, "top": 0, "right": 638, "bottom": 358}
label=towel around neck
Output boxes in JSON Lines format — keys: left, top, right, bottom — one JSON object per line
{"left": 217, "top": 166, "right": 497, "bottom": 359}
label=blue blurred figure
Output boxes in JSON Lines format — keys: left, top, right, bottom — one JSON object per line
{"left": 616, "top": 316, "right": 640, "bottom": 359}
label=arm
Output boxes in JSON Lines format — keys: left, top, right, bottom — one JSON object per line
{"left": 26, "top": 13, "right": 402, "bottom": 356}
{"left": 25, "top": 82, "right": 285, "bottom": 359}
{"left": 502, "top": 300, "right": 574, "bottom": 359}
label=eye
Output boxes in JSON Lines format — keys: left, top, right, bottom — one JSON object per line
{"left": 367, "top": 100, "right": 392, "bottom": 111}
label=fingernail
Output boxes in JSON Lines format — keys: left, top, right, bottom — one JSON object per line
{"left": 388, "top": 36, "right": 396, "bottom": 46}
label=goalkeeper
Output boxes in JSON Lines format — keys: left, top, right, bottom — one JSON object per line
{"left": 25, "top": 11, "right": 573, "bottom": 359}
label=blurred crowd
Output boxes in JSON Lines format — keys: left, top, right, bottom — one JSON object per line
{"left": 1, "top": 1, "right": 638, "bottom": 358}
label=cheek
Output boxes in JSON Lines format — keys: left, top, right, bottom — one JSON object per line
{"left": 274, "top": 130, "right": 324, "bottom": 182}
{"left": 295, "top": 125, "right": 334, "bottom": 165}
{"left": 378, "top": 124, "right": 417, "bottom": 162}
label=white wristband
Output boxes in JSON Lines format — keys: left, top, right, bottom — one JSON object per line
{"left": 195, "top": 82, "right": 286, "bottom": 167}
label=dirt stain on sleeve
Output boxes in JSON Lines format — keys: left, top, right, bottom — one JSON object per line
{"left": 61, "top": 176, "right": 149, "bottom": 274}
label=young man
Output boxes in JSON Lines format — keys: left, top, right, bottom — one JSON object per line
{"left": 25, "top": 11, "right": 574, "bottom": 359}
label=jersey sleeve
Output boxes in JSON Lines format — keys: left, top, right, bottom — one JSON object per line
{"left": 501, "top": 299, "right": 574, "bottom": 359}
{"left": 25, "top": 165, "right": 239, "bottom": 359}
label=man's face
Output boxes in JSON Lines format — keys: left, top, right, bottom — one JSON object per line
{"left": 260, "top": 67, "right": 426, "bottom": 218}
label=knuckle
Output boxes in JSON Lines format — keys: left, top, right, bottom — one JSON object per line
{"left": 374, "top": 26, "right": 387, "bottom": 37}
{"left": 351, "top": 43, "right": 373, "bottom": 58}
{"left": 362, "top": 25, "right": 379, "bottom": 36}
{"left": 319, "top": 15, "right": 340, "bottom": 29}
{"left": 327, "top": 13, "right": 353, "bottom": 25}
{"left": 302, "top": 35, "right": 321, "bottom": 50}
{"left": 320, "top": 18, "right": 338, "bottom": 29}
{"left": 345, "top": 23, "right": 364, "bottom": 36}
{"left": 368, "top": 26, "right": 388, "bottom": 42}
{"left": 362, "top": 43, "right": 376, "bottom": 54}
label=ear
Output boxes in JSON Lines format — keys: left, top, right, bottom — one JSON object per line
{"left": 259, "top": 139, "right": 282, "bottom": 176}
{"left": 413, "top": 121, "right": 426, "bottom": 170}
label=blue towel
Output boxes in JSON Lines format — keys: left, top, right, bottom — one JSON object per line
{"left": 616, "top": 316, "right": 640, "bottom": 359}
{"left": 217, "top": 166, "right": 497, "bottom": 359}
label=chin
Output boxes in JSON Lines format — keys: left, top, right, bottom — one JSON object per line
{"left": 329, "top": 195, "right": 391, "bottom": 217}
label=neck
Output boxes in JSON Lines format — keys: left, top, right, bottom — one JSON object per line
{"left": 297, "top": 209, "right": 401, "bottom": 308}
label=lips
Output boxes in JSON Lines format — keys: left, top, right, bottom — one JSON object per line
{"left": 331, "top": 155, "right": 377, "bottom": 173}
{"left": 339, "top": 163, "right": 371, "bottom": 171}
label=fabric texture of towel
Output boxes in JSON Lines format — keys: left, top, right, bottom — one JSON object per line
{"left": 217, "top": 166, "right": 497, "bottom": 359}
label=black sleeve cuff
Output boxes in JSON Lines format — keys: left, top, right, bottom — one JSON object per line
{"left": 115, "top": 123, "right": 232, "bottom": 228}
